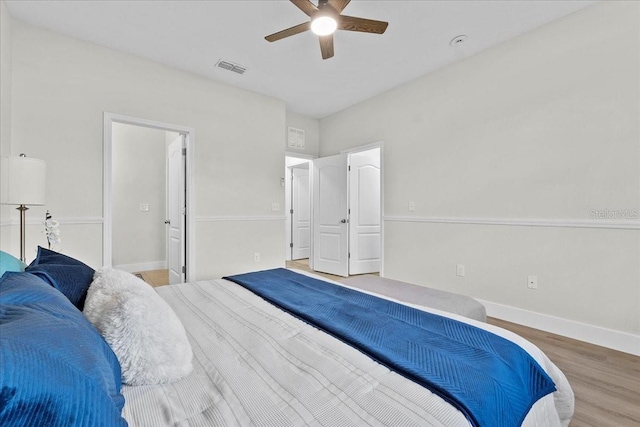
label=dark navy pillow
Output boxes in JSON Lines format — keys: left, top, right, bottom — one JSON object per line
{"left": 0, "top": 272, "right": 126, "bottom": 426}
{"left": 25, "top": 246, "right": 95, "bottom": 310}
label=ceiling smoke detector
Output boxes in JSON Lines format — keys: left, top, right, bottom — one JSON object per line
{"left": 450, "top": 35, "right": 468, "bottom": 47}
{"left": 216, "top": 59, "right": 246, "bottom": 75}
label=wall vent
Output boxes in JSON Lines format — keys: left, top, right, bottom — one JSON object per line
{"left": 216, "top": 59, "right": 246, "bottom": 75}
{"left": 288, "top": 127, "right": 305, "bottom": 149}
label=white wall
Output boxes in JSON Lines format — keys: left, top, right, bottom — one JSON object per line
{"left": 9, "top": 19, "right": 286, "bottom": 276}
{"left": 320, "top": 2, "right": 639, "bottom": 349}
{"left": 0, "top": 0, "right": 11, "bottom": 157}
{"left": 0, "top": 1, "right": 15, "bottom": 250}
{"left": 285, "top": 111, "right": 320, "bottom": 157}
{"left": 112, "top": 123, "right": 166, "bottom": 269}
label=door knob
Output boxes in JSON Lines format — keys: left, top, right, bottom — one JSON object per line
{"left": 164, "top": 220, "right": 171, "bottom": 225}
{"left": 340, "top": 219, "right": 347, "bottom": 223}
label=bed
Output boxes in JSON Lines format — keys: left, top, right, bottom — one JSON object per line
{"left": 121, "top": 270, "right": 574, "bottom": 427}
{"left": 0, "top": 248, "right": 574, "bottom": 427}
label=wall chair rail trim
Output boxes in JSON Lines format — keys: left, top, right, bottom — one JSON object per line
{"left": 0, "top": 217, "right": 104, "bottom": 227}
{"left": 383, "top": 216, "right": 640, "bottom": 230}
{"left": 195, "top": 215, "right": 286, "bottom": 222}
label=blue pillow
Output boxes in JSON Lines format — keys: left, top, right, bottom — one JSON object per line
{"left": 0, "top": 272, "right": 127, "bottom": 426}
{"left": 25, "top": 246, "right": 95, "bottom": 310}
{"left": 0, "top": 251, "right": 26, "bottom": 276}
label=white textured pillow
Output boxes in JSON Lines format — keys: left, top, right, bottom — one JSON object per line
{"left": 83, "top": 268, "right": 193, "bottom": 385}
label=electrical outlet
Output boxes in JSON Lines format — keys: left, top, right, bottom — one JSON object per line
{"left": 271, "top": 202, "right": 280, "bottom": 212}
{"left": 254, "top": 252, "right": 260, "bottom": 262}
{"left": 456, "top": 264, "right": 465, "bottom": 277}
{"left": 528, "top": 275, "right": 538, "bottom": 289}
{"left": 408, "top": 201, "right": 415, "bottom": 212}
{"left": 140, "top": 203, "right": 149, "bottom": 212}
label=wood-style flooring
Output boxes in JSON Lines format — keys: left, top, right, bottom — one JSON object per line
{"left": 489, "top": 318, "right": 639, "bottom": 427}
{"left": 285, "top": 259, "right": 640, "bottom": 427}
{"left": 287, "top": 258, "right": 348, "bottom": 281}
{"left": 133, "top": 269, "right": 169, "bottom": 287}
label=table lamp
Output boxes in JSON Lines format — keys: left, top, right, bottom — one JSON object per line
{"left": 1, "top": 154, "right": 47, "bottom": 262}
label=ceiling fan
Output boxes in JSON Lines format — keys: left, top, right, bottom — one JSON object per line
{"left": 265, "top": 0, "right": 389, "bottom": 60}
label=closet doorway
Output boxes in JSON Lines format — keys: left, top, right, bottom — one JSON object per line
{"left": 103, "top": 113, "right": 195, "bottom": 284}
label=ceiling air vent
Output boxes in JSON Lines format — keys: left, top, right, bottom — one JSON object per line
{"left": 216, "top": 59, "right": 246, "bottom": 75}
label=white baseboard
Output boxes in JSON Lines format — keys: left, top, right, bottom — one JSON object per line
{"left": 113, "top": 261, "right": 167, "bottom": 273}
{"left": 479, "top": 299, "right": 640, "bottom": 356}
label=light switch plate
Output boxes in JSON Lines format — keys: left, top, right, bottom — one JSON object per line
{"left": 140, "top": 204, "right": 149, "bottom": 212}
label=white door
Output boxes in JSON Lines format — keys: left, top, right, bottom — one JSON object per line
{"left": 167, "top": 135, "right": 185, "bottom": 285}
{"left": 349, "top": 148, "right": 381, "bottom": 275}
{"left": 312, "top": 153, "right": 349, "bottom": 277}
{"left": 291, "top": 166, "right": 311, "bottom": 260}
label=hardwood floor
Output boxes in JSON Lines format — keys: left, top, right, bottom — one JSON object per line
{"left": 489, "top": 318, "right": 640, "bottom": 427}
{"left": 285, "top": 259, "right": 640, "bottom": 426}
{"left": 133, "top": 269, "right": 169, "bottom": 287}
{"left": 286, "top": 258, "right": 346, "bottom": 281}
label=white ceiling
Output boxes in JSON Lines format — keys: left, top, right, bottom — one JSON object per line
{"left": 6, "top": 0, "right": 597, "bottom": 118}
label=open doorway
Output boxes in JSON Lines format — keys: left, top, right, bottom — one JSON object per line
{"left": 103, "top": 113, "right": 195, "bottom": 284}
{"left": 284, "top": 144, "right": 382, "bottom": 278}
{"left": 311, "top": 145, "right": 382, "bottom": 277}
{"left": 111, "top": 123, "right": 177, "bottom": 285}
{"left": 285, "top": 155, "right": 312, "bottom": 262}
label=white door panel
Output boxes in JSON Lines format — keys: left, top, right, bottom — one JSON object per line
{"left": 356, "top": 233, "right": 381, "bottom": 259}
{"left": 349, "top": 148, "right": 381, "bottom": 275}
{"left": 313, "top": 154, "right": 348, "bottom": 277}
{"left": 295, "top": 227, "right": 310, "bottom": 251}
{"left": 292, "top": 167, "right": 310, "bottom": 260}
{"left": 167, "top": 136, "right": 185, "bottom": 285}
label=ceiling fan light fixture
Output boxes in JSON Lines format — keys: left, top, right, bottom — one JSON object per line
{"left": 264, "top": 0, "right": 389, "bottom": 59}
{"left": 311, "top": 15, "right": 337, "bottom": 36}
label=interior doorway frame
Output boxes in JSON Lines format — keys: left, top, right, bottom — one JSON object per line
{"left": 305, "top": 142, "right": 384, "bottom": 277}
{"left": 103, "top": 112, "right": 196, "bottom": 281}
{"left": 285, "top": 151, "right": 315, "bottom": 262}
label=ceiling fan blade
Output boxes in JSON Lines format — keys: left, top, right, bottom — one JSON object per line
{"left": 327, "top": 0, "right": 351, "bottom": 14}
{"left": 319, "top": 34, "right": 334, "bottom": 60}
{"left": 337, "top": 15, "right": 389, "bottom": 34}
{"left": 290, "top": 0, "right": 318, "bottom": 17}
{"left": 265, "top": 22, "right": 311, "bottom": 42}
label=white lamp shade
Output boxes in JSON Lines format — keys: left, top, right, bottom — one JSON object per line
{"left": 1, "top": 156, "right": 46, "bottom": 205}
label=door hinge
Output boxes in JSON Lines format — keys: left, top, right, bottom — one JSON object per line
{"left": 348, "top": 208, "right": 351, "bottom": 215}
{"left": 290, "top": 209, "right": 294, "bottom": 214}
{"left": 348, "top": 165, "right": 351, "bottom": 171}
{"left": 182, "top": 266, "right": 186, "bottom": 274}
{"left": 290, "top": 243, "right": 293, "bottom": 248}
{"left": 181, "top": 148, "right": 187, "bottom": 156}
{"left": 348, "top": 253, "right": 351, "bottom": 259}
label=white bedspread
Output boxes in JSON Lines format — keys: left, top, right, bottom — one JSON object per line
{"left": 122, "top": 277, "right": 573, "bottom": 427}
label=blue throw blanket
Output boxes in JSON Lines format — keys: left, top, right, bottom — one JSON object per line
{"left": 224, "top": 268, "right": 556, "bottom": 427}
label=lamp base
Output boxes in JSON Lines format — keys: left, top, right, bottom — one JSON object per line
{"left": 17, "top": 204, "right": 28, "bottom": 263}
